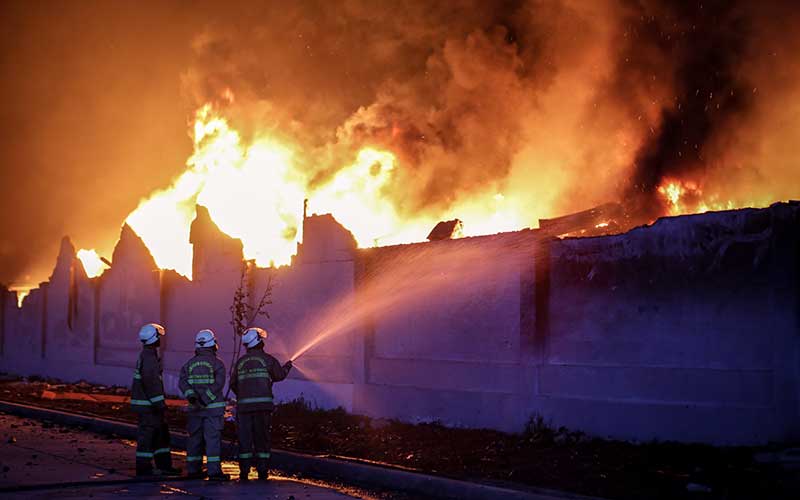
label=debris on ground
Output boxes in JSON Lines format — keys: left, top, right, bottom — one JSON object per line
{"left": 0, "top": 375, "right": 797, "bottom": 500}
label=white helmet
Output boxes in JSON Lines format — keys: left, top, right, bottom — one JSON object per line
{"left": 139, "top": 323, "right": 165, "bottom": 345}
{"left": 195, "top": 329, "right": 217, "bottom": 349}
{"left": 242, "top": 327, "right": 267, "bottom": 348}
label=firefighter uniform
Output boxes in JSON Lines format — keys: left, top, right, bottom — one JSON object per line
{"left": 131, "top": 337, "right": 176, "bottom": 475}
{"left": 178, "top": 344, "right": 227, "bottom": 478}
{"left": 230, "top": 328, "right": 292, "bottom": 480}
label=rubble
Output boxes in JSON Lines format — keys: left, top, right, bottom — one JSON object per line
{"left": 426, "top": 219, "right": 464, "bottom": 241}
{"left": 538, "top": 202, "right": 629, "bottom": 237}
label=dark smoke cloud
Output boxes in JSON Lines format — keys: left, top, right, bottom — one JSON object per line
{"left": 616, "top": 0, "right": 752, "bottom": 216}
{"left": 180, "top": 0, "right": 609, "bottom": 216}
{"left": 1, "top": 0, "right": 798, "bottom": 286}
{"left": 185, "top": 0, "right": 800, "bottom": 224}
{"left": 602, "top": 0, "right": 800, "bottom": 218}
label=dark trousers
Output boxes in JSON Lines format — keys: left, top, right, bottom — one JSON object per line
{"left": 136, "top": 410, "right": 173, "bottom": 472}
{"left": 237, "top": 411, "right": 271, "bottom": 475}
{"left": 186, "top": 414, "right": 223, "bottom": 475}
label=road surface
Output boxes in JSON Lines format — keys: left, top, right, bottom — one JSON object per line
{"left": 0, "top": 412, "right": 381, "bottom": 499}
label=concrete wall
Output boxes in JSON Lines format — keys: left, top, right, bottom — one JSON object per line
{"left": 1, "top": 203, "right": 798, "bottom": 444}
{"left": 534, "top": 205, "right": 800, "bottom": 443}
{"left": 352, "top": 233, "right": 536, "bottom": 432}
{"left": 42, "top": 238, "right": 95, "bottom": 380}
{"left": 94, "top": 225, "right": 162, "bottom": 387}
{"left": 2, "top": 287, "right": 45, "bottom": 375}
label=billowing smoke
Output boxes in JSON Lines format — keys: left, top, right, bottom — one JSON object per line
{"left": 611, "top": 0, "right": 798, "bottom": 219}
{"left": 2, "top": 0, "right": 799, "bottom": 286}
{"left": 621, "top": 1, "right": 751, "bottom": 215}
{"left": 180, "top": 0, "right": 545, "bottom": 217}
{"left": 182, "top": 0, "right": 800, "bottom": 224}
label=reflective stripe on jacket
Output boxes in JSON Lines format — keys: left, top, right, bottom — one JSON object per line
{"left": 230, "top": 347, "right": 290, "bottom": 412}
{"left": 131, "top": 345, "right": 165, "bottom": 413}
{"left": 178, "top": 348, "right": 227, "bottom": 416}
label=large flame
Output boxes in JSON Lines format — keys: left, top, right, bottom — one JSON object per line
{"left": 125, "top": 105, "right": 306, "bottom": 276}
{"left": 113, "top": 104, "right": 778, "bottom": 279}
{"left": 120, "top": 105, "right": 533, "bottom": 277}
{"left": 309, "top": 148, "right": 407, "bottom": 246}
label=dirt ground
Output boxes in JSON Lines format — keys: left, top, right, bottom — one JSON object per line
{"left": 0, "top": 375, "right": 796, "bottom": 500}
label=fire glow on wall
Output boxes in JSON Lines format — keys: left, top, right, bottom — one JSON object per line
{"left": 73, "top": 102, "right": 780, "bottom": 284}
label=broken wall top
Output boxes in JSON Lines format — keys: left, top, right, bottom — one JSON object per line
{"left": 190, "top": 205, "right": 244, "bottom": 280}
{"left": 108, "top": 224, "right": 159, "bottom": 274}
{"left": 360, "top": 228, "right": 539, "bottom": 272}
{"left": 47, "top": 236, "right": 91, "bottom": 285}
{"left": 190, "top": 205, "right": 244, "bottom": 254}
{"left": 298, "top": 213, "right": 357, "bottom": 263}
{"left": 553, "top": 201, "right": 800, "bottom": 263}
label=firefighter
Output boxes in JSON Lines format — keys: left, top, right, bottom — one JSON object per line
{"left": 178, "top": 329, "right": 230, "bottom": 481}
{"left": 131, "top": 323, "right": 181, "bottom": 476}
{"left": 230, "top": 327, "right": 292, "bottom": 481}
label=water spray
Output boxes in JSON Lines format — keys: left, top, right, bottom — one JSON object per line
{"left": 290, "top": 327, "right": 332, "bottom": 362}
{"left": 284, "top": 234, "right": 529, "bottom": 365}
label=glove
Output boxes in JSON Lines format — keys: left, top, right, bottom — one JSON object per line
{"left": 188, "top": 395, "right": 199, "bottom": 406}
{"left": 284, "top": 360, "right": 293, "bottom": 372}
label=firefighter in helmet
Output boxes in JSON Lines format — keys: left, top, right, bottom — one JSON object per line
{"left": 178, "top": 329, "right": 230, "bottom": 481}
{"left": 131, "top": 323, "right": 180, "bottom": 476}
{"left": 230, "top": 327, "right": 292, "bottom": 481}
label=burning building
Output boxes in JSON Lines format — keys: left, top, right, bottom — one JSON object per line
{"left": 1, "top": 200, "right": 799, "bottom": 445}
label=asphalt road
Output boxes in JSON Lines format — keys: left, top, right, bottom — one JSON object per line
{"left": 0, "top": 412, "right": 377, "bottom": 499}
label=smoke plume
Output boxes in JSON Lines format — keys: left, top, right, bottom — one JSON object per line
{"left": 182, "top": 0, "right": 799, "bottom": 223}
{"left": 2, "top": 0, "right": 799, "bottom": 285}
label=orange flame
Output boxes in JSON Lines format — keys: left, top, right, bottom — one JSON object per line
{"left": 125, "top": 105, "right": 305, "bottom": 276}
{"left": 121, "top": 105, "right": 531, "bottom": 277}
{"left": 656, "top": 177, "right": 770, "bottom": 216}
{"left": 9, "top": 287, "right": 31, "bottom": 308}
{"left": 116, "top": 104, "right": 779, "bottom": 280}
{"left": 76, "top": 249, "right": 108, "bottom": 278}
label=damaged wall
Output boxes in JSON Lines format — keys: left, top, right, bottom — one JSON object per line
{"left": 1, "top": 202, "right": 798, "bottom": 444}
{"left": 42, "top": 237, "right": 95, "bottom": 374}
{"left": 539, "top": 204, "right": 800, "bottom": 443}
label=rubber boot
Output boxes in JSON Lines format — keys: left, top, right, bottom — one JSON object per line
{"left": 256, "top": 456, "right": 270, "bottom": 481}
{"left": 239, "top": 459, "right": 251, "bottom": 482}
{"left": 257, "top": 462, "right": 270, "bottom": 482}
